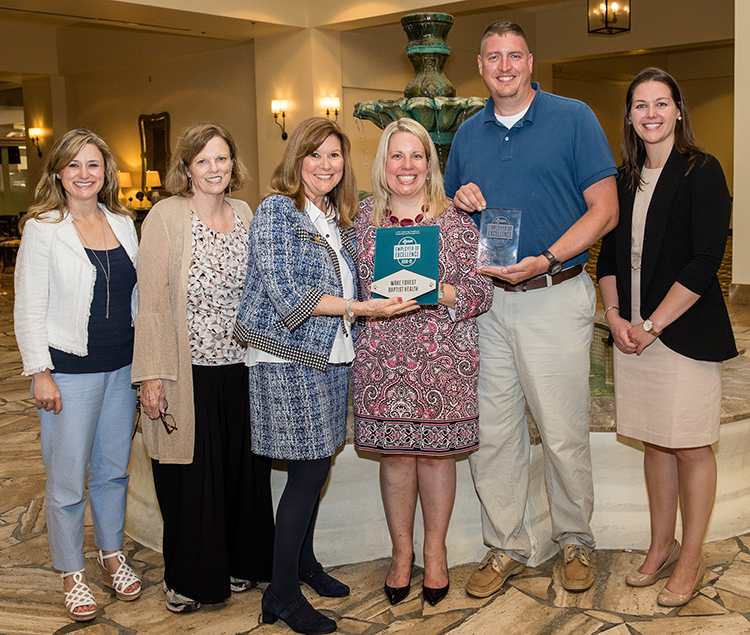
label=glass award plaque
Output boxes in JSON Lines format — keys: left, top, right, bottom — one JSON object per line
{"left": 477, "top": 208, "right": 522, "bottom": 268}
{"left": 372, "top": 225, "right": 439, "bottom": 303}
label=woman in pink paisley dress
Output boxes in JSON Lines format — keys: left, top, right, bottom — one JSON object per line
{"left": 352, "top": 119, "right": 493, "bottom": 607}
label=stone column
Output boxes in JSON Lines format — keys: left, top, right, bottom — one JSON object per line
{"left": 731, "top": 1, "right": 750, "bottom": 301}
{"left": 253, "top": 28, "right": 343, "bottom": 193}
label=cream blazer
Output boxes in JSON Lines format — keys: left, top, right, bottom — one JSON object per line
{"left": 131, "top": 195, "right": 253, "bottom": 464}
{"left": 14, "top": 206, "right": 138, "bottom": 376}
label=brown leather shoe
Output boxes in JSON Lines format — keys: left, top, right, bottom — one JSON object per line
{"left": 561, "top": 544, "right": 595, "bottom": 591}
{"left": 465, "top": 549, "right": 525, "bottom": 598}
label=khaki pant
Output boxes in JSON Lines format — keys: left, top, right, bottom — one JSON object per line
{"left": 469, "top": 272, "right": 596, "bottom": 563}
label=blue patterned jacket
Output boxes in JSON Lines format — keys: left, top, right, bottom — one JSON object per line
{"left": 235, "top": 194, "right": 358, "bottom": 372}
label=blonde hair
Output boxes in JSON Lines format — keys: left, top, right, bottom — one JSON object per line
{"left": 267, "top": 117, "right": 358, "bottom": 228}
{"left": 370, "top": 118, "right": 449, "bottom": 227}
{"left": 165, "top": 122, "right": 248, "bottom": 197}
{"left": 20, "top": 129, "right": 132, "bottom": 232}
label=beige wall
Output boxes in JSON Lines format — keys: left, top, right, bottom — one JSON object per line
{"left": 253, "top": 27, "right": 349, "bottom": 200}
{"left": 22, "top": 76, "right": 67, "bottom": 197}
{"left": 535, "top": 0, "right": 733, "bottom": 62}
{"left": 56, "top": 28, "right": 260, "bottom": 207}
{"left": 0, "top": 20, "right": 58, "bottom": 75}
{"left": 553, "top": 46, "right": 734, "bottom": 194}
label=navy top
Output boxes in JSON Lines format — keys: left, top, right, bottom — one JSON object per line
{"left": 50, "top": 245, "right": 136, "bottom": 373}
{"left": 444, "top": 83, "right": 617, "bottom": 269}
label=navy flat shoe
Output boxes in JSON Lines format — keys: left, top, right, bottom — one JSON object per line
{"left": 300, "top": 562, "right": 350, "bottom": 597}
{"left": 261, "top": 587, "right": 336, "bottom": 635}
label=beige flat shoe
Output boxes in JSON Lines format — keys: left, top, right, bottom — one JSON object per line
{"left": 626, "top": 540, "right": 681, "bottom": 587}
{"left": 657, "top": 561, "right": 706, "bottom": 607}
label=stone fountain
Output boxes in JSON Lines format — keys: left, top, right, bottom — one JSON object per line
{"left": 353, "top": 12, "right": 486, "bottom": 173}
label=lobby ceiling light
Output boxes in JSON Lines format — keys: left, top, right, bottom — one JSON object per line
{"left": 588, "top": 1, "right": 631, "bottom": 35}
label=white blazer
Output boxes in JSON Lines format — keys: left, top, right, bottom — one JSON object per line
{"left": 14, "top": 204, "right": 139, "bottom": 376}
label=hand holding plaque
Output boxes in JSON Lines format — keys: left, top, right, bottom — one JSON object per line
{"left": 477, "top": 208, "right": 522, "bottom": 269}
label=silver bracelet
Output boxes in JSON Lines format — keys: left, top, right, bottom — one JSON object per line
{"left": 604, "top": 305, "right": 620, "bottom": 317}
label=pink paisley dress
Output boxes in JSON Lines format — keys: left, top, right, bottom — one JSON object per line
{"left": 352, "top": 198, "right": 493, "bottom": 456}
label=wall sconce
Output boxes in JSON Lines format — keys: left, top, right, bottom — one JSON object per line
{"left": 323, "top": 97, "right": 340, "bottom": 121}
{"left": 271, "top": 100, "right": 288, "bottom": 140}
{"left": 28, "top": 128, "right": 43, "bottom": 158}
{"left": 117, "top": 171, "right": 132, "bottom": 205}
{"left": 588, "top": 1, "right": 630, "bottom": 34}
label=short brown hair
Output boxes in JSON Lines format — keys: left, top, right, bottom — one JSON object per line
{"left": 20, "top": 128, "right": 132, "bottom": 232}
{"left": 267, "top": 117, "right": 357, "bottom": 228}
{"left": 370, "top": 118, "right": 449, "bottom": 227}
{"left": 481, "top": 19, "right": 528, "bottom": 52}
{"left": 165, "top": 122, "right": 248, "bottom": 197}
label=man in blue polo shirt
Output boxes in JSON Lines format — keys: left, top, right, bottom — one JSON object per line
{"left": 444, "top": 19, "right": 618, "bottom": 596}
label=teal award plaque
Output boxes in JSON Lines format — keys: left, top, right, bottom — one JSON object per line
{"left": 372, "top": 225, "right": 439, "bottom": 303}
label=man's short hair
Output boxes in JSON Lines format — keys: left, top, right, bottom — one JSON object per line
{"left": 480, "top": 19, "right": 528, "bottom": 51}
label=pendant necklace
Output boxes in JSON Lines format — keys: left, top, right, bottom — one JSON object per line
{"left": 72, "top": 212, "right": 111, "bottom": 319}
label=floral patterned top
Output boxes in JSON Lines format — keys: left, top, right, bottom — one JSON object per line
{"left": 351, "top": 198, "right": 494, "bottom": 455}
{"left": 187, "top": 210, "right": 248, "bottom": 365}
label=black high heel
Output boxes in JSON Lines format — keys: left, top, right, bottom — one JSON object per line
{"left": 261, "top": 587, "right": 336, "bottom": 635}
{"left": 423, "top": 582, "right": 450, "bottom": 606}
{"left": 383, "top": 555, "right": 415, "bottom": 605}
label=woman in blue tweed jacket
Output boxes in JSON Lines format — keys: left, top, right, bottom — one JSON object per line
{"left": 236, "top": 117, "right": 416, "bottom": 635}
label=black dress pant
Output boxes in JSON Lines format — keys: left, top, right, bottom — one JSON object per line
{"left": 152, "top": 364, "right": 275, "bottom": 603}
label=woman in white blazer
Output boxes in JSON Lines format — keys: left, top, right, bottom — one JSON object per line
{"left": 15, "top": 129, "right": 141, "bottom": 621}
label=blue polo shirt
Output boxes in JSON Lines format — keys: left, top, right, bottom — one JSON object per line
{"left": 444, "top": 83, "right": 617, "bottom": 268}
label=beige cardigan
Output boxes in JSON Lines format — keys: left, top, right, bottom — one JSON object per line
{"left": 131, "top": 195, "right": 253, "bottom": 464}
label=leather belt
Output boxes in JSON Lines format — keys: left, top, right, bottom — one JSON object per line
{"left": 492, "top": 264, "right": 584, "bottom": 292}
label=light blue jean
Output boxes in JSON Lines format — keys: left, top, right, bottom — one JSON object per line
{"left": 37, "top": 365, "right": 136, "bottom": 572}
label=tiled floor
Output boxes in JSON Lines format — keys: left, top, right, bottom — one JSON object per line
{"left": 2, "top": 270, "right": 750, "bottom": 635}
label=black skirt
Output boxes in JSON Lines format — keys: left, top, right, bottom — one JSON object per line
{"left": 151, "top": 363, "right": 275, "bottom": 603}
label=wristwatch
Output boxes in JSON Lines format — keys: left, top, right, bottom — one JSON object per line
{"left": 437, "top": 283, "right": 445, "bottom": 300}
{"left": 344, "top": 298, "right": 355, "bottom": 325}
{"left": 541, "top": 250, "right": 562, "bottom": 276}
{"left": 643, "top": 319, "right": 661, "bottom": 338}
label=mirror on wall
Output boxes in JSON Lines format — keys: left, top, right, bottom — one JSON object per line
{"left": 138, "top": 112, "right": 170, "bottom": 193}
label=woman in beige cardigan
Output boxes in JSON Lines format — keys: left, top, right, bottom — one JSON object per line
{"left": 132, "top": 122, "right": 274, "bottom": 613}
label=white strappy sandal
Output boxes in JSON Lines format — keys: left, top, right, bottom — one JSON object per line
{"left": 97, "top": 550, "right": 142, "bottom": 601}
{"left": 61, "top": 570, "right": 97, "bottom": 621}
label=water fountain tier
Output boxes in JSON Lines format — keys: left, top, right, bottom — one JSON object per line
{"left": 353, "top": 12, "right": 486, "bottom": 173}
{"left": 353, "top": 97, "right": 485, "bottom": 170}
